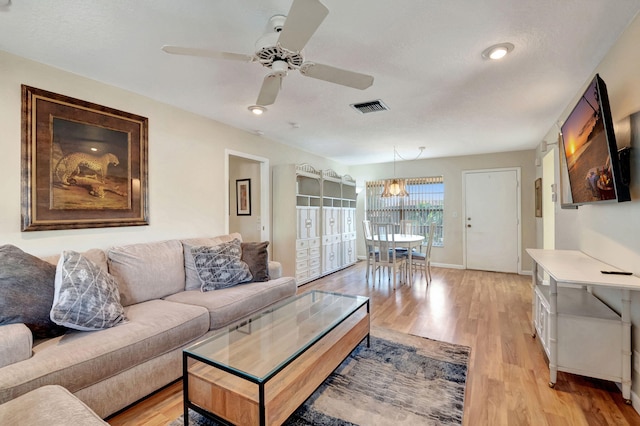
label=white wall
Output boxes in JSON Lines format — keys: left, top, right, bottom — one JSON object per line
{"left": 0, "top": 50, "right": 341, "bottom": 256}
{"left": 537, "top": 13, "right": 640, "bottom": 399}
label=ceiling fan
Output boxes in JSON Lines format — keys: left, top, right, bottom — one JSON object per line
{"left": 161, "top": 0, "right": 374, "bottom": 107}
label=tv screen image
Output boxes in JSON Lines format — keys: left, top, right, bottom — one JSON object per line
{"left": 560, "top": 74, "right": 630, "bottom": 206}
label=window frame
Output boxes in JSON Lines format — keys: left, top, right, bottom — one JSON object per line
{"left": 364, "top": 176, "right": 444, "bottom": 247}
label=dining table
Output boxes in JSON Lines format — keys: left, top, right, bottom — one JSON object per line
{"left": 372, "top": 233, "right": 425, "bottom": 283}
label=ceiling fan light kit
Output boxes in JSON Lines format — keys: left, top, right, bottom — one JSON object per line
{"left": 248, "top": 105, "right": 267, "bottom": 115}
{"left": 482, "top": 42, "right": 514, "bottom": 60}
{"left": 162, "top": 0, "right": 374, "bottom": 108}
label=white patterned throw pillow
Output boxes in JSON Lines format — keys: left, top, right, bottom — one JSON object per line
{"left": 51, "top": 251, "right": 127, "bottom": 331}
{"left": 192, "top": 239, "right": 253, "bottom": 291}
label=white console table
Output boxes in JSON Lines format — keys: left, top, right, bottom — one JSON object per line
{"left": 527, "top": 249, "right": 640, "bottom": 403}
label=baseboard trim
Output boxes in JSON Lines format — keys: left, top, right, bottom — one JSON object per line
{"left": 615, "top": 382, "right": 640, "bottom": 415}
{"left": 432, "top": 262, "right": 464, "bottom": 270}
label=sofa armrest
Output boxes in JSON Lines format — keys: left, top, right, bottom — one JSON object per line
{"left": 268, "top": 261, "right": 282, "bottom": 279}
{"left": 0, "top": 324, "right": 33, "bottom": 368}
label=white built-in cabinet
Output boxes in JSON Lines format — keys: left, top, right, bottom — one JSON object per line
{"left": 273, "top": 164, "right": 357, "bottom": 286}
{"left": 339, "top": 175, "right": 357, "bottom": 268}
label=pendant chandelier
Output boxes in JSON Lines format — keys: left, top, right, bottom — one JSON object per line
{"left": 381, "top": 146, "right": 409, "bottom": 197}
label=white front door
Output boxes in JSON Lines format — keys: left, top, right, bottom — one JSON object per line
{"left": 464, "top": 169, "right": 520, "bottom": 273}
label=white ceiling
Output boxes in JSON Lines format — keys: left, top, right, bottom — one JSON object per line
{"left": 1, "top": 0, "right": 639, "bottom": 165}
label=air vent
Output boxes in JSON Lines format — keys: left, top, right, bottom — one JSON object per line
{"left": 350, "top": 99, "right": 389, "bottom": 114}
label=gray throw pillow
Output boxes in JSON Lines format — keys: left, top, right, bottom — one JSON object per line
{"left": 241, "top": 241, "right": 270, "bottom": 282}
{"left": 0, "top": 244, "right": 66, "bottom": 338}
{"left": 192, "top": 239, "right": 253, "bottom": 291}
{"left": 50, "top": 251, "right": 127, "bottom": 331}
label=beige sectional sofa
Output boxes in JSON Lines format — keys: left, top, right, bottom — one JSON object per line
{"left": 0, "top": 233, "right": 297, "bottom": 419}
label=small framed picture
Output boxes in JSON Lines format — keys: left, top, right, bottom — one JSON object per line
{"left": 236, "top": 179, "right": 251, "bottom": 216}
{"left": 535, "top": 178, "right": 542, "bottom": 217}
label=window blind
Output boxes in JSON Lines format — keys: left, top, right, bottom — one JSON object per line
{"left": 365, "top": 176, "right": 444, "bottom": 246}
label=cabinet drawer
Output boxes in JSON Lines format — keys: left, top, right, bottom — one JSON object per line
{"left": 296, "top": 239, "right": 308, "bottom": 250}
{"left": 296, "top": 271, "right": 309, "bottom": 283}
{"left": 296, "top": 248, "right": 309, "bottom": 260}
{"left": 309, "top": 266, "right": 321, "bottom": 278}
{"left": 309, "top": 257, "right": 321, "bottom": 268}
{"left": 309, "top": 247, "right": 321, "bottom": 257}
{"left": 342, "top": 232, "right": 357, "bottom": 241}
{"left": 296, "top": 259, "right": 309, "bottom": 271}
{"left": 309, "top": 238, "right": 321, "bottom": 248}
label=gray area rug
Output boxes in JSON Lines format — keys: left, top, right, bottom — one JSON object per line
{"left": 168, "top": 327, "right": 470, "bottom": 426}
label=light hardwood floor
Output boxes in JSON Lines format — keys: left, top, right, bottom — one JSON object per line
{"left": 107, "top": 262, "right": 640, "bottom": 426}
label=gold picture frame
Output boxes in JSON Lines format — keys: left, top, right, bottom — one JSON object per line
{"left": 21, "top": 85, "right": 149, "bottom": 231}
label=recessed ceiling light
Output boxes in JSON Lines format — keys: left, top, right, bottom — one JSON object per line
{"left": 482, "top": 42, "right": 514, "bottom": 60}
{"left": 248, "top": 105, "right": 267, "bottom": 115}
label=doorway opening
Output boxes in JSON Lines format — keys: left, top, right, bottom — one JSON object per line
{"left": 225, "top": 150, "right": 269, "bottom": 242}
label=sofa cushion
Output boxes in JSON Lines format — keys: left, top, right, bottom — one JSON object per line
{"left": 192, "top": 239, "right": 253, "bottom": 291}
{"left": 50, "top": 251, "right": 127, "bottom": 331}
{"left": 0, "top": 324, "right": 32, "bottom": 369}
{"left": 163, "top": 276, "right": 297, "bottom": 330}
{"left": 182, "top": 233, "right": 243, "bottom": 291}
{"left": 0, "top": 385, "right": 108, "bottom": 425}
{"left": 241, "top": 241, "right": 270, "bottom": 282}
{"left": 0, "top": 299, "right": 209, "bottom": 404}
{"left": 0, "top": 245, "right": 66, "bottom": 338}
{"left": 268, "top": 261, "right": 283, "bottom": 280}
{"left": 108, "top": 240, "right": 185, "bottom": 306}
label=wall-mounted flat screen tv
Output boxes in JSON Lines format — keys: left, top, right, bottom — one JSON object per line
{"left": 559, "top": 74, "right": 630, "bottom": 207}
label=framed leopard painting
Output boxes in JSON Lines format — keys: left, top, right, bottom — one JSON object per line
{"left": 21, "top": 85, "right": 149, "bottom": 231}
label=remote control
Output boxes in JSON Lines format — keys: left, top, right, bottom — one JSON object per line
{"left": 601, "top": 270, "right": 633, "bottom": 275}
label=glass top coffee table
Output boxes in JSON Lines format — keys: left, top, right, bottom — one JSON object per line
{"left": 183, "top": 290, "right": 370, "bottom": 426}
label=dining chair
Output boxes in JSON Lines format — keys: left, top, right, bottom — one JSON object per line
{"left": 399, "top": 219, "right": 414, "bottom": 235}
{"left": 395, "top": 220, "right": 414, "bottom": 257}
{"left": 362, "top": 219, "right": 378, "bottom": 283}
{"left": 372, "top": 223, "right": 407, "bottom": 290}
{"left": 411, "top": 222, "right": 436, "bottom": 284}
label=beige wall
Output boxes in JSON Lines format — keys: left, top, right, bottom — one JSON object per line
{"left": 350, "top": 150, "right": 537, "bottom": 271}
{"left": 0, "top": 50, "right": 340, "bottom": 257}
{"left": 0, "top": 49, "right": 536, "bottom": 267}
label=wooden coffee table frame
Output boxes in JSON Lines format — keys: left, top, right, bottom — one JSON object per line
{"left": 182, "top": 291, "right": 370, "bottom": 426}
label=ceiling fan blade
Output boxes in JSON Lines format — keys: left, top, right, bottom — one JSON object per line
{"left": 277, "top": 0, "right": 329, "bottom": 52}
{"left": 161, "top": 45, "right": 254, "bottom": 62}
{"left": 299, "top": 62, "right": 374, "bottom": 90}
{"left": 256, "top": 74, "right": 282, "bottom": 106}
